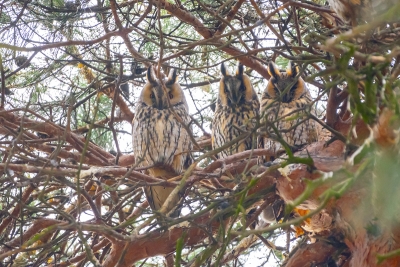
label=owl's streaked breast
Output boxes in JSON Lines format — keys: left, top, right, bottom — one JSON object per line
{"left": 132, "top": 103, "right": 191, "bottom": 175}
{"left": 212, "top": 101, "right": 259, "bottom": 158}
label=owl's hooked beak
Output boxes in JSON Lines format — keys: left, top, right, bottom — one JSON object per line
{"left": 281, "top": 92, "right": 291, "bottom": 103}
{"left": 228, "top": 89, "right": 243, "bottom": 106}
{"left": 279, "top": 88, "right": 294, "bottom": 103}
{"left": 153, "top": 87, "right": 169, "bottom": 110}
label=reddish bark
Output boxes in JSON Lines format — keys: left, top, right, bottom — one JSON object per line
{"left": 0, "top": 110, "right": 114, "bottom": 165}
{"left": 2, "top": 112, "right": 399, "bottom": 266}
{"left": 284, "top": 241, "right": 338, "bottom": 267}
{"left": 277, "top": 112, "right": 400, "bottom": 267}
{"left": 0, "top": 185, "right": 35, "bottom": 236}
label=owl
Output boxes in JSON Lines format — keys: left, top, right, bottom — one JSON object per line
{"left": 132, "top": 66, "right": 192, "bottom": 217}
{"left": 260, "top": 61, "right": 318, "bottom": 157}
{"left": 212, "top": 63, "right": 260, "bottom": 158}
{"left": 327, "top": 0, "right": 397, "bottom": 25}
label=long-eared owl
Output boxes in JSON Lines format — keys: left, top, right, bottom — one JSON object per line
{"left": 260, "top": 61, "right": 318, "bottom": 156}
{"left": 132, "top": 66, "right": 192, "bottom": 217}
{"left": 212, "top": 63, "right": 260, "bottom": 158}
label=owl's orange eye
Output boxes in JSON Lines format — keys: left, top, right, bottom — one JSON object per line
{"left": 168, "top": 92, "right": 173, "bottom": 99}
{"left": 150, "top": 93, "right": 155, "bottom": 99}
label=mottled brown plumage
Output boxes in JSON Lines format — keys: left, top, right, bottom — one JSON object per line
{"left": 260, "top": 61, "right": 318, "bottom": 156}
{"left": 132, "top": 66, "right": 192, "bottom": 217}
{"left": 212, "top": 63, "right": 260, "bottom": 158}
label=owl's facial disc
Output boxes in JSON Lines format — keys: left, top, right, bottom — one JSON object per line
{"left": 272, "top": 79, "right": 297, "bottom": 103}
{"left": 146, "top": 66, "right": 179, "bottom": 110}
{"left": 222, "top": 77, "right": 244, "bottom": 106}
{"left": 280, "top": 86, "right": 296, "bottom": 103}
{"left": 220, "top": 63, "right": 248, "bottom": 107}
{"left": 267, "top": 61, "right": 304, "bottom": 103}
{"left": 148, "top": 86, "right": 163, "bottom": 110}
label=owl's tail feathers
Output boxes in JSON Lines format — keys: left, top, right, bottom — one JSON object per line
{"left": 257, "top": 129, "right": 277, "bottom": 164}
{"left": 145, "top": 168, "right": 183, "bottom": 218}
{"left": 315, "top": 120, "right": 332, "bottom": 143}
{"left": 144, "top": 185, "right": 182, "bottom": 218}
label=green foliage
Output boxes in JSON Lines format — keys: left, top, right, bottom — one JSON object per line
{"left": 0, "top": 12, "right": 11, "bottom": 24}
{"left": 275, "top": 57, "right": 289, "bottom": 69}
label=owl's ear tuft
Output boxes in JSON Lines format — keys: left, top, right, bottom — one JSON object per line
{"left": 146, "top": 66, "right": 157, "bottom": 84}
{"left": 267, "top": 61, "right": 281, "bottom": 79}
{"left": 221, "top": 63, "right": 229, "bottom": 77}
{"left": 286, "top": 61, "right": 299, "bottom": 77}
{"left": 236, "top": 63, "right": 244, "bottom": 77}
{"left": 166, "top": 68, "right": 178, "bottom": 85}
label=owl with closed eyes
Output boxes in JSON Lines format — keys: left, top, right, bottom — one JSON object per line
{"left": 212, "top": 63, "right": 260, "bottom": 158}
{"left": 132, "top": 66, "right": 192, "bottom": 218}
{"left": 260, "top": 61, "right": 318, "bottom": 157}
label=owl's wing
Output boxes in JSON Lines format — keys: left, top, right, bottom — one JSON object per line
{"left": 132, "top": 107, "right": 151, "bottom": 168}
{"left": 242, "top": 99, "right": 261, "bottom": 152}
